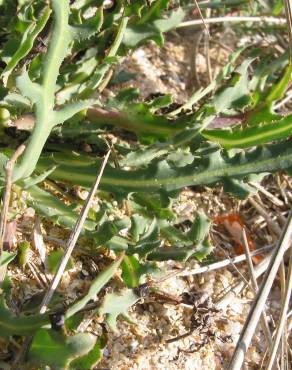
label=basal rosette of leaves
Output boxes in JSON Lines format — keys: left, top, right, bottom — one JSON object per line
{"left": 0, "top": 0, "right": 291, "bottom": 368}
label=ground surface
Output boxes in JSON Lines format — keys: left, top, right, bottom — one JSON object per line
{"left": 99, "top": 32, "right": 292, "bottom": 369}
{"left": 2, "top": 25, "right": 292, "bottom": 370}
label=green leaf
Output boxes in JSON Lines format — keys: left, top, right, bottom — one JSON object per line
{"left": 193, "top": 239, "right": 213, "bottom": 261}
{"left": 123, "top": 8, "right": 185, "bottom": 47}
{"left": 121, "top": 255, "right": 141, "bottom": 288}
{"left": 105, "top": 236, "right": 129, "bottom": 251}
{"left": 168, "top": 46, "right": 245, "bottom": 117}
{"left": 87, "top": 101, "right": 184, "bottom": 141}
{"left": 272, "top": 0, "right": 284, "bottom": 15}
{"left": 65, "top": 254, "right": 124, "bottom": 319}
{"left": 0, "top": 297, "right": 49, "bottom": 336}
{"left": 125, "top": 0, "right": 147, "bottom": 17}
{"left": 129, "top": 214, "right": 148, "bottom": 242}
{"left": 35, "top": 141, "right": 292, "bottom": 198}
{"left": 47, "top": 250, "right": 74, "bottom": 275}
{"left": 1, "top": 6, "right": 51, "bottom": 85}
{"left": 22, "top": 165, "right": 58, "bottom": 188}
{"left": 25, "top": 185, "right": 96, "bottom": 231}
{"left": 245, "top": 61, "right": 292, "bottom": 127}
{"left": 121, "top": 255, "right": 157, "bottom": 288}
{"left": 129, "top": 219, "right": 161, "bottom": 257}
{"left": 139, "top": 0, "right": 169, "bottom": 23}
{"left": 69, "top": 336, "right": 106, "bottom": 370}
{"left": 28, "top": 329, "right": 96, "bottom": 370}
{"left": 98, "top": 289, "right": 139, "bottom": 332}
{"left": 129, "top": 193, "right": 176, "bottom": 220}
{"left": 0, "top": 251, "right": 16, "bottom": 282}
{"left": 16, "top": 71, "right": 42, "bottom": 104}
{"left": 91, "top": 218, "right": 131, "bottom": 246}
{"left": 53, "top": 100, "right": 94, "bottom": 126}
{"left": 188, "top": 211, "right": 211, "bottom": 244}
{"left": 70, "top": 7, "right": 103, "bottom": 42}
{"left": 0, "top": 251, "right": 16, "bottom": 268}
{"left": 120, "top": 126, "right": 205, "bottom": 167}
{"left": 18, "top": 241, "right": 31, "bottom": 269}
{"left": 149, "top": 212, "right": 212, "bottom": 261}
{"left": 203, "top": 115, "right": 292, "bottom": 149}
{"left": 213, "top": 58, "right": 254, "bottom": 112}
{"left": 147, "top": 245, "right": 199, "bottom": 261}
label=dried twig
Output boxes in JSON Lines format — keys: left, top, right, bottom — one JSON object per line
{"left": 177, "top": 16, "right": 286, "bottom": 29}
{"left": 278, "top": 260, "right": 287, "bottom": 366}
{"left": 248, "top": 182, "right": 284, "bottom": 207}
{"left": 217, "top": 245, "right": 250, "bottom": 286}
{"left": 215, "top": 242, "right": 285, "bottom": 310}
{"left": 0, "top": 144, "right": 26, "bottom": 255}
{"left": 277, "top": 174, "right": 289, "bottom": 205}
{"left": 241, "top": 229, "right": 273, "bottom": 348}
{"left": 204, "top": 7, "right": 212, "bottom": 83}
{"left": 228, "top": 212, "right": 292, "bottom": 370}
{"left": 274, "top": 90, "right": 292, "bottom": 110}
{"left": 193, "top": 0, "right": 209, "bottom": 35}
{"left": 248, "top": 196, "right": 282, "bottom": 236}
{"left": 39, "top": 149, "right": 111, "bottom": 314}
{"left": 266, "top": 235, "right": 292, "bottom": 369}
{"left": 178, "top": 244, "right": 273, "bottom": 277}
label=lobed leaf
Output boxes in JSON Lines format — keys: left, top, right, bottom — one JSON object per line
{"left": 35, "top": 141, "right": 292, "bottom": 198}
{"left": 69, "top": 7, "right": 103, "bottom": 42}
{"left": 150, "top": 212, "right": 212, "bottom": 261}
{"left": 98, "top": 289, "right": 139, "bottom": 332}
{"left": 123, "top": 7, "right": 185, "bottom": 47}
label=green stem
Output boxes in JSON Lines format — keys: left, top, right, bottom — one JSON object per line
{"left": 12, "top": 0, "right": 71, "bottom": 182}
{"left": 107, "top": 15, "right": 128, "bottom": 58}
{"left": 42, "top": 1, "right": 70, "bottom": 104}
{"left": 12, "top": 104, "right": 51, "bottom": 182}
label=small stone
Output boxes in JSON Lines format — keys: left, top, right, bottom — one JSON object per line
{"left": 129, "top": 340, "right": 139, "bottom": 352}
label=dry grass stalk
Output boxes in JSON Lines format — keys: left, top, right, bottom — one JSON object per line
{"left": 248, "top": 181, "right": 284, "bottom": 207}
{"left": 0, "top": 144, "right": 25, "bottom": 255}
{"left": 193, "top": 0, "right": 209, "bottom": 35}
{"left": 248, "top": 196, "right": 282, "bottom": 236}
{"left": 178, "top": 16, "right": 286, "bottom": 29}
{"left": 228, "top": 212, "right": 292, "bottom": 370}
{"left": 178, "top": 244, "right": 273, "bottom": 277}
{"left": 266, "top": 235, "right": 292, "bottom": 369}
{"left": 39, "top": 149, "right": 111, "bottom": 314}
{"left": 241, "top": 229, "right": 273, "bottom": 348}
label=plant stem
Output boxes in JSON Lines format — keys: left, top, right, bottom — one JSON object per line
{"left": 12, "top": 0, "right": 71, "bottom": 182}
{"left": 42, "top": 1, "right": 70, "bottom": 103}
{"left": 12, "top": 117, "right": 52, "bottom": 182}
